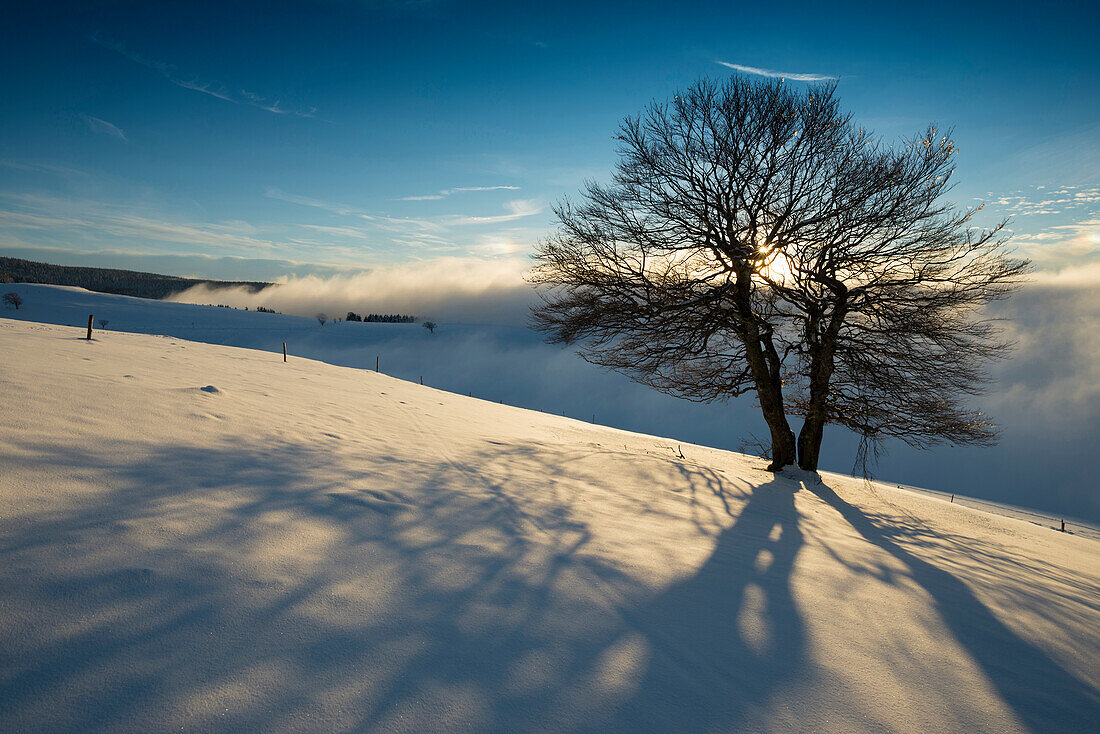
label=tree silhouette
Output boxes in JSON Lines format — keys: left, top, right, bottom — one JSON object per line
{"left": 530, "top": 76, "right": 1027, "bottom": 471}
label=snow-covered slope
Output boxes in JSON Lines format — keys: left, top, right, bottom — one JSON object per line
{"left": 1, "top": 318, "right": 1097, "bottom": 732}
{"left": 0, "top": 283, "right": 727, "bottom": 445}
{"left": 5, "top": 282, "right": 1099, "bottom": 528}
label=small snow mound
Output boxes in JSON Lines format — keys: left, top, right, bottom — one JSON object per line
{"left": 199, "top": 385, "right": 221, "bottom": 394}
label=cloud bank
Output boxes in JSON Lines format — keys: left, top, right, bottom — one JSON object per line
{"left": 865, "top": 266, "right": 1100, "bottom": 520}
{"left": 168, "top": 256, "right": 536, "bottom": 324}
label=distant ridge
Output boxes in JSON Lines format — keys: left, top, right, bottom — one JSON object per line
{"left": 0, "top": 256, "right": 271, "bottom": 300}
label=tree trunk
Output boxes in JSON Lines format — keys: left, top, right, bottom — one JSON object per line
{"left": 757, "top": 341, "right": 796, "bottom": 471}
{"left": 797, "top": 413, "right": 826, "bottom": 471}
{"left": 765, "top": 404, "right": 798, "bottom": 470}
{"left": 734, "top": 270, "right": 797, "bottom": 471}
{"left": 797, "top": 353, "right": 832, "bottom": 470}
{"left": 746, "top": 328, "right": 796, "bottom": 471}
{"left": 797, "top": 299, "right": 846, "bottom": 471}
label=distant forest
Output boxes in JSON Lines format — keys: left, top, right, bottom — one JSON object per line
{"left": 345, "top": 312, "right": 417, "bottom": 323}
{"left": 0, "top": 257, "right": 270, "bottom": 300}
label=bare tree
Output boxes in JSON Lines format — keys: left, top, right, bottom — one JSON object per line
{"left": 530, "top": 76, "right": 1027, "bottom": 472}
{"left": 98, "top": 319, "right": 109, "bottom": 330}
{"left": 316, "top": 313, "right": 328, "bottom": 326}
{"left": 3, "top": 292, "right": 23, "bottom": 310}
{"left": 422, "top": 320, "right": 437, "bottom": 334}
{"left": 764, "top": 130, "right": 1028, "bottom": 471}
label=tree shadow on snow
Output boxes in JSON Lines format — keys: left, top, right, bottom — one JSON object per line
{"left": 599, "top": 473, "right": 806, "bottom": 732}
{"left": 1, "top": 429, "right": 1095, "bottom": 732}
{"left": 0, "top": 431, "right": 810, "bottom": 732}
{"left": 810, "top": 482, "right": 1099, "bottom": 732}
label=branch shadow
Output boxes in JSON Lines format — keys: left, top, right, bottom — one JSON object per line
{"left": 810, "top": 482, "right": 1100, "bottom": 732}
{"left": 0, "top": 433, "right": 807, "bottom": 733}
{"left": 600, "top": 474, "right": 806, "bottom": 732}
{"left": 5, "top": 424, "right": 1092, "bottom": 733}
{"left": 0, "top": 433, "right": 809, "bottom": 730}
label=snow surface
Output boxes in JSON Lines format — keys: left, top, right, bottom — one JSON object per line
{"left": 0, "top": 284, "right": 692, "bottom": 436}
{"left": 1, "top": 317, "right": 1098, "bottom": 733}
{"left": 4, "top": 282, "right": 1098, "bottom": 527}
{"left": 867, "top": 481, "right": 1100, "bottom": 542}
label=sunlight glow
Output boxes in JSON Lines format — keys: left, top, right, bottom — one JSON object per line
{"left": 758, "top": 250, "right": 795, "bottom": 284}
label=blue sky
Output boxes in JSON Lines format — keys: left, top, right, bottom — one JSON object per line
{"left": 1, "top": 0, "right": 1097, "bottom": 279}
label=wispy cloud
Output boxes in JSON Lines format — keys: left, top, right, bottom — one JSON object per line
{"left": 174, "top": 79, "right": 236, "bottom": 103}
{"left": 265, "top": 187, "right": 449, "bottom": 238}
{"left": 0, "top": 192, "right": 277, "bottom": 253}
{"left": 984, "top": 184, "right": 1100, "bottom": 217}
{"left": 240, "top": 91, "right": 318, "bottom": 118}
{"left": 90, "top": 34, "right": 317, "bottom": 119}
{"left": 1022, "top": 217, "right": 1100, "bottom": 268}
{"left": 265, "top": 188, "right": 369, "bottom": 218}
{"left": 266, "top": 187, "right": 543, "bottom": 255}
{"left": 989, "top": 179, "right": 1100, "bottom": 271}
{"left": 78, "top": 114, "right": 127, "bottom": 141}
{"left": 468, "top": 230, "right": 531, "bottom": 256}
{"left": 716, "top": 61, "right": 837, "bottom": 82}
{"left": 0, "top": 160, "right": 92, "bottom": 180}
{"left": 0, "top": 244, "right": 364, "bottom": 281}
{"left": 397, "top": 185, "right": 520, "bottom": 201}
{"left": 300, "top": 224, "right": 374, "bottom": 240}
{"left": 273, "top": 181, "right": 532, "bottom": 228}
{"left": 445, "top": 199, "right": 543, "bottom": 225}
{"left": 0, "top": 183, "right": 540, "bottom": 269}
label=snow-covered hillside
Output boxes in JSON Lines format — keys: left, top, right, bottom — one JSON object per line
{"left": 0, "top": 283, "right": 729, "bottom": 441}
{"left": 1, "top": 318, "right": 1097, "bottom": 732}
{"left": 4, "top": 282, "right": 1099, "bottom": 527}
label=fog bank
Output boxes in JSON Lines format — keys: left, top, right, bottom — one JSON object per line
{"left": 169, "top": 258, "right": 536, "bottom": 325}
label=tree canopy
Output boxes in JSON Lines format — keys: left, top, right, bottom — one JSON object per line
{"left": 530, "top": 76, "right": 1028, "bottom": 471}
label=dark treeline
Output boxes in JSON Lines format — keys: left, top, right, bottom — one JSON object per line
{"left": 345, "top": 311, "right": 417, "bottom": 323}
{"left": 0, "top": 257, "right": 271, "bottom": 300}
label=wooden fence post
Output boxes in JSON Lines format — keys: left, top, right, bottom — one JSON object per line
{"left": 376, "top": 355, "right": 379, "bottom": 372}
{"left": 283, "top": 342, "right": 287, "bottom": 362}
{"left": 86, "top": 314, "right": 94, "bottom": 340}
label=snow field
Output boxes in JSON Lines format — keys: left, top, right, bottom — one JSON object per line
{"left": 0, "top": 318, "right": 1097, "bottom": 732}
